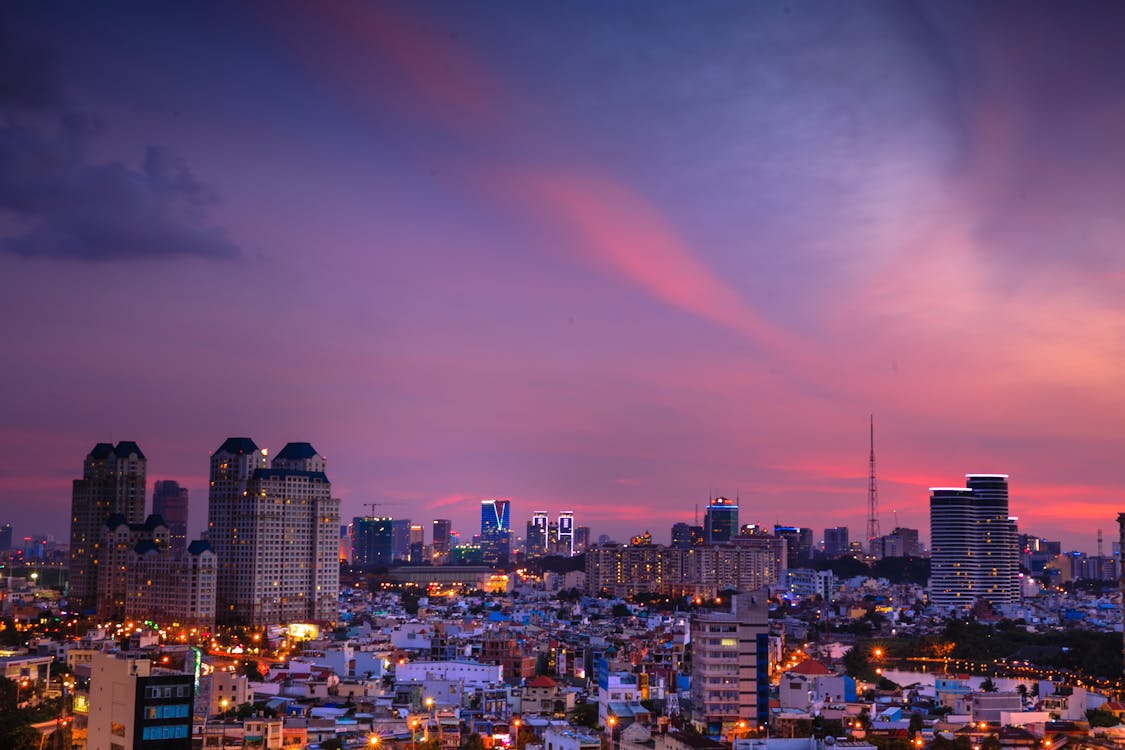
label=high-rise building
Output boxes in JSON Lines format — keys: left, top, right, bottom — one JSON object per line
{"left": 409, "top": 524, "right": 425, "bottom": 563}
{"left": 773, "top": 526, "right": 813, "bottom": 567}
{"left": 527, "top": 511, "right": 549, "bottom": 557}
{"left": 391, "top": 519, "right": 412, "bottom": 562}
{"left": 704, "top": 497, "right": 738, "bottom": 544}
{"left": 480, "top": 499, "right": 512, "bottom": 567}
{"left": 98, "top": 514, "right": 168, "bottom": 620}
{"left": 873, "top": 527, "right": 921, "bottom": 558}
{"left": 432, "top": 519, "right": 452, "bottom": 562}
{"left": 152, "top": 480, "right": 190, "bottom": 554}
{"left": 208, "top": 438, "right": 339, "bottom": 625}
{"left": 671, "top": 522, "right": 702, "bottom": 549}
{"left": 558, "top": 511, "right": 575, "bottom": 556}
{"left": 0, "top": 523, "right": 12, "bottom": 550}
{"left": 690, "top": 591, "right": 771, "bottom": 734}
{"left": 930, "top": 474, "right": 1019, "bottom": 611}
{"left": 352, "top": 517, "right": 393, "bottom": 567}
{"left": 823, "top": 526, "right": 849, "bottom": 558}
{"left": 69, "top": 441, "right": 147, "bottom": 614}
{"left": 574, "top": 526, "right": 590, "bottom": 553}
{"left": 126, "top": 540, "right": 217, "bottom": 629}
{"left": 88, "top": 652, "right": 194, "bottom": 750}
{"left": 207, "top": 437, "right": 269, "bottom": 618}
{"left": 585, "top": 538, "right": 785, "bottom": 598}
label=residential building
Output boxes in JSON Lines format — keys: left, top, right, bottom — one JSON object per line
{"left": 207, "top": 437, "right": 269, "bottom": 619}
{"left": 930, "top": 474, "right": 1019, "bottom": 611}
{"left": 208, "top": 438, "right": 340, "bottom": 625}
{"left": 690, "top": 591, "right": 771, "bottom": 734}
{"left": 69, "top": 441, "right": 147, "bottom": 614}
{"left": 586, "top": 540, "right": 785, "bottom": 598}
{"left": 88, "top": 652, "right": 194, "bottom": 750}
{"left": 125, "top": 539, "right": 216, "bottom": 629}
{"left": 97, "top": 514, "right": 169, "bottom": 620}
{"left": 152, "top": 479, "right": 190, "bottom": 554}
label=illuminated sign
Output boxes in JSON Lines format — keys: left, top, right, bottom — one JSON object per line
{"left": 287, "top": 623, "right": 319, "bottom": 641}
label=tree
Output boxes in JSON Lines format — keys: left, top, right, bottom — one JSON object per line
{"left": 463, "top": 732, "right": 487, "bottom": 750}
{"left": 908, "top": 713, "right": 924, "bottom": 735}
{"left": 1087, "top": 709, "right": 1120, "bottom": 728}
{"left": 980, "top": 677, "right": 997, "bottom": 693}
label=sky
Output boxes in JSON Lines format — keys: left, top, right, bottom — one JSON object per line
{"left": 2, "top": 1, "right": 1125, "bottom": 553}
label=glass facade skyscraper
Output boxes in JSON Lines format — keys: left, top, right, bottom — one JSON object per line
{"left": 480, "top": 498, "right": 512, "bottom": 566}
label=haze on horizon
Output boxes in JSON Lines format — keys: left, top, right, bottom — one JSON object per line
{"left": 2, "top": 0, "right": 1124, "bottom": 553}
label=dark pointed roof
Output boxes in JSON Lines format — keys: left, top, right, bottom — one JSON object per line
{"left": 216, "top": 437, "right": 259, "bottom": 455}
{"left": 114, "top": 441, "right": 145, "bottom": 459}
{"left": 104, "top": 513, "right": 129, "bottom": 529}
{"left": 276, "top": 442, "right": 318, "bottom": 461}
{"left": 133, "top": 540, "right": 161, "bottom": 555}
{"left": 88, "top": 443, "right": 115, "bottom": 459}
{"left": 187, "top": 540, "right": 213, "bottom": 555}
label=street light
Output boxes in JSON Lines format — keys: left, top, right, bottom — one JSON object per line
{"left": 219, "top": 699, "right": 230, "bottom": 748}
{"left": 608, "top": 716, "right": 618, "bottom": 750}
{"left": 370, "top": 735, "right": 381, "bottom": 747}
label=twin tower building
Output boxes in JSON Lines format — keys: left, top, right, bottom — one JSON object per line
{"left": 68, "top": 438, "right": 340, "bottom": 628}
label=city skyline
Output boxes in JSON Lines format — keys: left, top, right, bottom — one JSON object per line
{"left": 4, "top": 1, "right": 1125, "bottom": 552}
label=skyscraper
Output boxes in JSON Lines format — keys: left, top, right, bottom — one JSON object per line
{"left": 208, "top": 438, "right": 339, "bottom": 625}
{"left": 930, "top": 474, "right": 1019, "bottom": 611}
{"left": 69, "top": 441, "right": 147, "bottom": 614}
{"left": 558, "top": 511, "right": 575, "bottom": 556}
{"left": 409, "top": 523, "right": 424, "bottom": 562}
{"left": 207, "top": 437, "right": 269, "bottom": 619}
{"left": 670, "top": 522, "right": 697, "bottom": 549}
{"left": 0, "top": 523, "right": 12, "bottom": 551}
{"left": 152, "top": 480, "right": 190, "bottom": 554}
{"left": 391, "top": 519, "right": 412, "bottom": 562}
{"left": 527, "top": 511, "right": 549, "bottom": 557}
{"left": 432, "top": 519, "right": 452, "bottom": 562}
{"left": 480, "top": 498, "right": 511, "bottom": 567}
{"left": 774, "top": 525, "right": 813, "bottom": 566}
{"left": 823, "top": 526, "right": 849, "bottom": 558}
{"left": 352, "top": 517, "right": 393, "bottom": 567}
{"left": 704, "top": 497, "right": 738, "bottom": 544}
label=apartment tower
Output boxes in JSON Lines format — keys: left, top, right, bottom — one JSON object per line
{"left": 68, "top": 441, "right": 147, "bottom": 614}
{"left": 208, "top": 438, "right": 340, "bottom": 625}
{"left": 930, "top": 474, "right": 1019, "bottom": 610}
{"left": 152, "top": 479, "right": 190, "bottom": 554}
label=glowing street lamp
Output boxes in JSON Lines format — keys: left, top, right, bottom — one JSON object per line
{"left": 370, "top": 735, "right": 381, "bottom": 747}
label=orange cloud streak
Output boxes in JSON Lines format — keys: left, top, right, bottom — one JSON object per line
{"left": 496, "top": 169, "right": 803, "bottom": 360}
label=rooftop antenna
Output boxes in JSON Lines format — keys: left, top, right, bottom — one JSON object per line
{"left": 866, "top": 414, "right": 881, "bottom": 552}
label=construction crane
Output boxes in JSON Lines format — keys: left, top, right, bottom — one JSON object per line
{"left": 361, "top": 501, "right": 403, "bottom": 518}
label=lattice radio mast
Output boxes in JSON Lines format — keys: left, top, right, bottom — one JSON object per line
{"left": 866, "top": 414, "right": 881, "bottom": 552}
